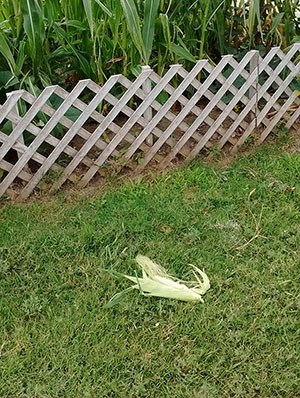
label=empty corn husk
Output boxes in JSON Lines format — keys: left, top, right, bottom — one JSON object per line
{"left": 105, "top": 255, "right": 210, "bottom": 307}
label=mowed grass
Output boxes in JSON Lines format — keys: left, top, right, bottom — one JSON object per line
{"left": 0, "top": 144, "right": 299, "bottom": 398}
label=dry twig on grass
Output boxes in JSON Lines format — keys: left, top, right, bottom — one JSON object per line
{"left": 235, "top": 206, "right": 266, "bottom": 251}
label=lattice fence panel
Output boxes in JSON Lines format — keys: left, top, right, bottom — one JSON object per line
{"left": 0, "top": 45, "right": 299, "bottom": 200}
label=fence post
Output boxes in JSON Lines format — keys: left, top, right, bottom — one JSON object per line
{"left": 249, "top": 51, "right": 259, "bottom": 126}
{"left": 142, "top": 72, "right": 153, "bottom": 146}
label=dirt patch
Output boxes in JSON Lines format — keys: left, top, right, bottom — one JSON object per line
{"left": 281, "top": 129, "right": 300, "bottom": 153}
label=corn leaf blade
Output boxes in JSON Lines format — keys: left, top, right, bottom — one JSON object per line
{"left": 142, "top": 0, "right": 159, "bottom": 64}
{"left": 120, "top": 0, "right": 145, "bottom": 62}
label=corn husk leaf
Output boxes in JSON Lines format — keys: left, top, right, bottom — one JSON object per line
{"left": 105, "top": 255, "right": 210, "bottom": 307}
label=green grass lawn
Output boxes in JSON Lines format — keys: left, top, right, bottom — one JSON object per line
{"left": 0, "top": 144, "right": 299, "bottom": 398}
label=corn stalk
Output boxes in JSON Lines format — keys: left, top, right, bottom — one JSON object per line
{"left": 0, "top": 0, "right": 299, "bottom": 98}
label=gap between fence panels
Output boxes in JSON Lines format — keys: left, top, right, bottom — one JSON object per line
{"left": 0, "top": 44, "right": 299, "bottom": 201}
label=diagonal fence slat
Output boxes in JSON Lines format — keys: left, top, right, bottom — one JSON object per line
{"left": 232, "top": 44, "right": 300, "bottom": 151}
{"left": 0, "top": 91, "right": 24, "bottom": 124}
{"left": 163, "top": 50, "right": 259, "bottom": 165}
{"left": 173, "top": 67, "right": 248, "bottom": 140}
{"left": 147, "top": 70, "right": 237, "bottom": 148}
{"left": 103, "top": 73, "right": 192, "bottom": 158}
{"left": 186, "top": 48, "right": 284, "bottom": 161}
{"left": 258, "top": 93, "right": 298, "bottom": 144}
{"left": 134, "top": 55, "right": 241, "bottom": 173}
{"left": 50, "top": 66, "right": 153, "bottom": 193}
{"left": 0, "top": 80, "right": 92, "bottom": 197}
{"left": 5, "top": 106, "right": 97, "bottom": 169}
{"left": 0, "top": 159, "right": 32, "bottom": 182}
{"left": 219, "top": 44, "right": 300, "bottom": 150}
{"left": 0, "top": 131, "right": 78, "bottom": 184}
{"left": 260, "top": 50, "right": 300, "bottom": 107}
{"left": 19, "top": 75, "right": 121, "bottom": 200}
{"left": 0, "top": 44, "right": 299, "bottom": 200}
{"left": 20, "top": 88, "right": 113, "bottom": 154}
{"left": 286, "top": 104, "right": 300, "bottom": 129}
{"left": 104, "top": 90, "right": 184, "bottom": 158}
{"left": 123, "top": 60, "right": 209, "bottom": 165}
{"left": 0, "top": 87, "right": 58, "bottom": 162}
{"left": 78, "top": 64, "right": 186, "bottom": 187}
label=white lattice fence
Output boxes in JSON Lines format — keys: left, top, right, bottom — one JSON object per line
{"left": 0, "top": 45, "right": 299, "bottom": 200}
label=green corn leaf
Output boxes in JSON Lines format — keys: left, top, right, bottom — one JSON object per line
{"left": 104, "top": 286, "right": 136, "bottom": 308}
{"left": 248, "top": 0, "right": 263, "bottom": 46}
{"left": 94, "top": 0, "right": 112, "bottom": 17}
{"left": 207, "top": 0, "right": 226, "bottom": 55}
{"left": 0, "top": 30, "right": 16, "bottom": 72}
{"left": 83, "top": 0, "right": 94, "bottom": 39}
{"left": 159, "top": 13, "right": 171, "bottom": 54}
{"left": 270, "top": 13, "right": 284, "bottom": 35}
{"left": 52, "top": 23, "right": 92, "bottom": 76}
{"left": 23, "top": 0, "right": 38, "bottom": 58}
{"left": 59, "top": 20, "right": 87, "bottom": 31}
{"left": 120, "top": 0, "right": 146, "bottom": 62}
{"left": 16, "top": 40, "right": 26, "bottom": 75}
{"left": 142, "top": 0, "right": 159, "bottom": 64}
{"left": 171, "top": 43, "right": 196, "bottom": 63}
{"left": 22, "top": 0, "right": 45, "bottom": 73}
{"left": 0, "top": 71, "right": 17, "bottom": 86}
{"left": 253, "top": 0, "right": 263, "bottom": 40}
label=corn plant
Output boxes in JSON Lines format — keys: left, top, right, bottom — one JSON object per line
{"left": 0, "top": 0, "right": 299, "bottom": 98}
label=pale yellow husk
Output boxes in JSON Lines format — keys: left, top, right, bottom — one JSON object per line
{"left": 112, "top": 255, "right": 210, "bottom": 304}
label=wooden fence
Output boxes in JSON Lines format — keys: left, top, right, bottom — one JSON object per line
{"left": 0, "top": 44, "right": 299, "bottom": 200}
